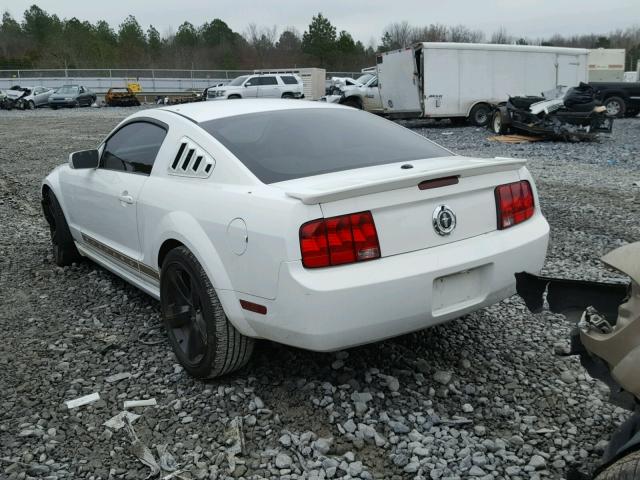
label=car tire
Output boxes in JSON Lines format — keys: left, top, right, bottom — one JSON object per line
{"left": 469, "top": 103, "right": 492, "bottom": 127}
{"left": 43, "top": 190, "right": 81, "bottom": 267}
{"left": 27, "top": 100, "right": 36, "bottom": 110}
{"left": 595, "top": 450, "right": 640, "bottom": 480}
{"left": 281, "top": 92, "right": 294, "bottom": 99}
{"left": 228, "top": 95, "right": 241, "bottom": 99}
{"left": 491, "top": 111, "right": 508, "bottom": 134}
{"left": 50, "top": 105, "right": 57, "bottom": 110}
{"left": 160, "top": 246, "right": 254, "bottom": 379}
{"left": 604, "top": 96, "right": 626, "bottom": 118}
{"left": 342, "top": 97, "right": 362, "bottom": 109}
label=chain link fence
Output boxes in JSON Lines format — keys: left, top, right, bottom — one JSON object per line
{"left": 0, "top": 68, "right": 361, "bottom": 93}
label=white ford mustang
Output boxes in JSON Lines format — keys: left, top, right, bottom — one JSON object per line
{"left": 42, "top": 100, "right": 549, "bottom": 378}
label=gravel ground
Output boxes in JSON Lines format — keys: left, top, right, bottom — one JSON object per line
{"left": 0, "top": 107, "right": 639, "bottom": 480}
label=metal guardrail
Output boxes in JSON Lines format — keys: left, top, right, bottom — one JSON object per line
{"left": 0, "top": 68, "right": 362, "bottom": 94}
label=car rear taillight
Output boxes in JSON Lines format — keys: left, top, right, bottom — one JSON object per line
{"left": 495, "top": 180, "right": 535, "bottom": 229}
{"left": 300, "top": 211, "right": 380, "bottom": 268}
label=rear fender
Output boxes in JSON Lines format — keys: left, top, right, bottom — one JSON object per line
{"left": 41, "top": 165, "right": 68, "bottom": 220}
{"left": 152, "top": 212, "right": 258, "bottom": 337}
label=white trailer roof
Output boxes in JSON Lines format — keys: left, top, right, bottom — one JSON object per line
{"left": 411, "top": 42, "right": 589, "bottom": 55}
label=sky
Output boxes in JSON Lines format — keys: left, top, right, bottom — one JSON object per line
{"left": 3, "top": 0, "right": 639, "bottom": 46}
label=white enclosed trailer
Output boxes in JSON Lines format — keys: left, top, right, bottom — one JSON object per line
{"left": 255, "top": 68, "right": 326, "bottom": 100}
{"left": 376, "top": 43, "right": 589, "bottom": 125}
{"left": 588, "top": 49, "right": 626, "bottom": 82}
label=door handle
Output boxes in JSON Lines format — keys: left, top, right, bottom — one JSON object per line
{"left": 119, "top": 194, "right": 134, "bottom": 205}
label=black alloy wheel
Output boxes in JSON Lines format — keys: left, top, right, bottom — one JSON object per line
{"left": 162, "top": 263, "right": 209, "bottom": 367}
{"left": 160, "top": 246, "right": 254, "bottom": 378}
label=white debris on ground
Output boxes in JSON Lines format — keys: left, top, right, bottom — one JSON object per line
{"left": 0, "top": 108, "right": 639, "bottom": 479}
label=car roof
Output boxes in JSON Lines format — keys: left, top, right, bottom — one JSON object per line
{"left": 158, "top": 99, "right": 346, "bottom": 123}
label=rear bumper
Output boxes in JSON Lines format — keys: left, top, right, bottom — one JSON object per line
{"left": 239, "top": 214, "right": 549, "bottom": 351}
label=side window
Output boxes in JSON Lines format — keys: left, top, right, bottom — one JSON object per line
{"left": 280, "top": 75, "right": 298, "bottom": 85}
{"left": 369, "top": 79, "right": 378, "bottom": 88}
{"left": 260, "top": 76, "right": 278, "bottom": 86}
{"left": 245, "top": 77, "right": 258, "bottom": 86}
{"left": 100, "top": 122, "right": 167, "bottom": 175}
{"left": 79, "top": 86, "right": 85, "bottom": 93}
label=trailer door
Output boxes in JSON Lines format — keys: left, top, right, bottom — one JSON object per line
{"left": 557, "top": 54, "right": 583, "bottom": 87}
{"left": 378, "top": 48, "right": 422, "bottom": 115}
{"left": 422, "top": 48, "right": 461, "bottom": 116}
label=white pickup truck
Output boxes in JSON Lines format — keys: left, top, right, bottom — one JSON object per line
{"left": 325, "top": 71, "right": 383, "bottom": 114}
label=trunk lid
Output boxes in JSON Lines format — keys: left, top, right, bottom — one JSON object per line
{"left": 274, "top": 155, "right": 526, "bottom": 257}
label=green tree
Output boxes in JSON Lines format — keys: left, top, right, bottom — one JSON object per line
{"left": 22, "top": 5, "right": 58, "bottom": 45}
{"left": 336, "top": 30, "right": 357, "bottom": 54}
{"left": 595, "top": 36, "right": 611, "bottom": 48}
{"left": 176, "top": 21, "right": 198, "bottom": 48}
{"left": 147, "top": 25, "right": 162, "bottom": 62}
{"left": 302, "top": 13, "right": 336, "bottom": 65}
{"left": 92, "top": 20, "right": 117, "bottom": 66}
{"left": 276, "top": 29, "right": 301, "bottom": 52}
{"left": 199, "top": 19, "right": 237, "bottom": 47}
{"left": 117, "top": 15, "right": 146, "bottom": 67}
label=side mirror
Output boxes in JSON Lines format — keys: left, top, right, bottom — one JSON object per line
{"left": 69, "top": 149, "right": 99, "bottom": 169}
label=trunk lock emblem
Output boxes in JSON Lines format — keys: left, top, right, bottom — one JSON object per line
{"left": 432, "top": 205, "right": 457, "bottom": 236}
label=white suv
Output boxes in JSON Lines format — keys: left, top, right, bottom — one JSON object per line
{"left": 207, "top": 74, "right": 304, "bottom": 100}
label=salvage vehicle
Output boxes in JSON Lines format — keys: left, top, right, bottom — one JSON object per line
{"left": 324, "top": 71, "right": 383, "bottom": 113}
{"left": 206, "top": 73, "right": 303, "bottom": 100}
{"left": 516, "top": 242, "right": 640, "bottom": 479}
{"left": 327, "top": 43, "right": 589, "bottom": 126}
{"left": 589, "top": 82, "right": 640, "bottom": 118}
{"left": 48, "top": 84, "right": 96, "bottom": 109}
{"left": 2, "top": 85, "right": 54, "bottom": 109}
{"left": 41, "top": 100, "right": 549, "bottom": 378}
{"left": 490, "top": 83, "right": 613, "bottom": 140}
{"left": 104, "top": 87, "right": 141, "bottom": 107}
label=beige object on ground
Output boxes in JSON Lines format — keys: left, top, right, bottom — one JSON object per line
{"left": 581, "top": 242, "right": 640, "bottom": 400}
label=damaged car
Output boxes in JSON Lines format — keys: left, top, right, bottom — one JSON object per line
{"left": 105, "top": 87, "right": 141, "bottom": 107}
{"left": 48, "top": 84, "right": 96, "bottom": 109}
{"left": 490, "top": 83, "right": 613, "bottom": 140}
{"left": 516, "top": 242, "right": 640, "bottom": 479}
{"left": 323, "top": 71, "right": 383, "bottom": 113}
{"left": 41, "top": 100, "right": 549, "bottom": 379}
{"left": 0, "top": 85, "right": 53, "bottom": 110}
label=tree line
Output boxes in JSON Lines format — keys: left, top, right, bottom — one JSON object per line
{"left": 1, "top": 6, "right": 639, "bottom": 72}
{"left": 380, "top": 21, "right": 640, "bottom": 71}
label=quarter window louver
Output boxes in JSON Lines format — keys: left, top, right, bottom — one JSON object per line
{"left": 168, "top": 137, "right": 215, "bottom": 178}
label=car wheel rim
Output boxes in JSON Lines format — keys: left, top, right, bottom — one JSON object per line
{"left": 164, "top": 265, "right": 208, "bottom": 365}
{"left": 606, "top": 101, "right": 620, "bottom": 116}
{"left": 476, "top": 110, "right": 488, "bottom": 124}
{"left": 493, "top": 115, "right": 501, "bottom": 133}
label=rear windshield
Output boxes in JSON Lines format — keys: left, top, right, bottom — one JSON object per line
{"left": 57, "top": 86, "right": 79, "bottom": 94}
{"left": 199, "top": 108, "right": 450, "bottom": 183}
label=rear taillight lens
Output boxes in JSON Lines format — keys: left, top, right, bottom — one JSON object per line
{"left": 300, "top": 211, "right": 380, "bottom": 268}
{"left": 495, "top": 180, "right": 535, "bottom": 229}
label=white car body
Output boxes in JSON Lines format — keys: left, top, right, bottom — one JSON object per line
{"left": 42, "top": 100, "right": 549, "bottom": 352}
{"left": 207, "top": 74, "right": 304, "bottom": 101}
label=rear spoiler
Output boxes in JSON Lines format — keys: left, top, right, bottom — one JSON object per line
{"left": 283, "top": 157, "right": 526, "bottom": 205}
